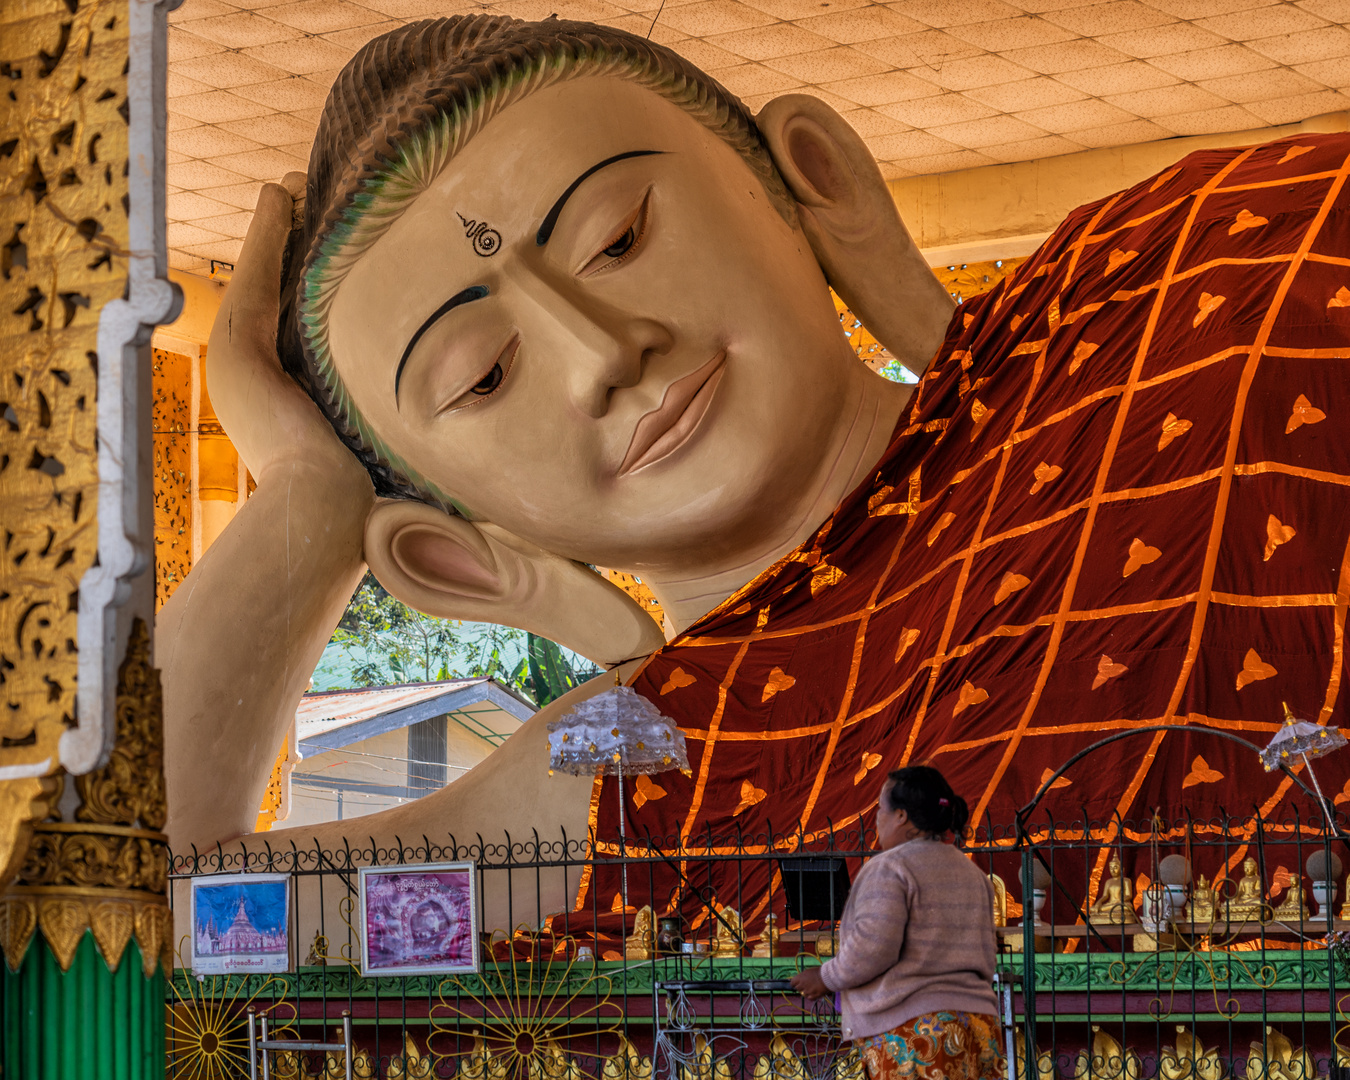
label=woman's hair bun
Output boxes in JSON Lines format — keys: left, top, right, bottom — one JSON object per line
{"left": 884, "top": 765, "right": 970, "bottom": 838}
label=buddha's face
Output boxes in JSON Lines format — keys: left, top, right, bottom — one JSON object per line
{"left": 327, "top": 77, "right": 864, "bottom": 573}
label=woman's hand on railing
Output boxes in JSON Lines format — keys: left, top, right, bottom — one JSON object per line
{"left": 789, "top": 967, "right": 829, "bottom": 1000}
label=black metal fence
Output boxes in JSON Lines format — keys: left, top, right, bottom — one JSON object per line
{"left": 165, "top": 800, "right": 1350, "bottom": 1080}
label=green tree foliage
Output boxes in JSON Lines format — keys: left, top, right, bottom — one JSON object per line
{"left": 327, "top": 573, "right": 599, "bottom": 706}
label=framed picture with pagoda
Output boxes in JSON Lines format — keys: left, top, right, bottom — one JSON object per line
{"left": 189, "top": 873, "right": 292, "bottom": 975}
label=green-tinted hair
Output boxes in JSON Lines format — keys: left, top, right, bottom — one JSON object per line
{"left": 278, "top": 16, "right": 796, "bottom": 515}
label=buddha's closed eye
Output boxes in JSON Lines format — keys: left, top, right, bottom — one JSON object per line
{"left": 583, "top": 191, "right": 650, "bottom": 276}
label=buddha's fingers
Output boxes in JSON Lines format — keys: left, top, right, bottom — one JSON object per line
{"left": 212, "top": 181, "right": 292, "bottom": 362}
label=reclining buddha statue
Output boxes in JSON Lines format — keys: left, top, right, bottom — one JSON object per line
{"left": 158, "top": 16, "right": 1350, "bottom": 925}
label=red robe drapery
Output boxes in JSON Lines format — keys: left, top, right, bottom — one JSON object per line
{"left": 579, "top": 133, "right": 1350, "bottom": 924}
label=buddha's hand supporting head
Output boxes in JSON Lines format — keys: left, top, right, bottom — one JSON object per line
{"left": 244, "top": 17, "right": 951, "bottom": 661}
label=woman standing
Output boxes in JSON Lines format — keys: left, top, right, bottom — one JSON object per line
{"left": 790, "top": 765, "right": 1003, "bottom": 1080}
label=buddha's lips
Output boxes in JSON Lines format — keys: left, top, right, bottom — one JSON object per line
{"left": 618, "top": 351, "right": 726, "bottom": 476}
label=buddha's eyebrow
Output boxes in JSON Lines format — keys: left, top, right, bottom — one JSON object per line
{"left": 395, "top": 284, "right": 490, "bottom": 402}
{"left": 536, "top": 150, "right": 665, "bottom": 246}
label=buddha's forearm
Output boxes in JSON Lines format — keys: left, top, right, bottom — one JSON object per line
{"left": 158, "top": 462, "right": 373, "bottom": 850}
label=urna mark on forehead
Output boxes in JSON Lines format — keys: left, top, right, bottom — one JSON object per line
{"left": 390, "top": 149, "right": 667, "bottom": 402}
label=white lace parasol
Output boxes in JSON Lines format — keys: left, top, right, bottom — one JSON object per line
{"left": 547, "top": 683, "right": 689, "bottom": 777}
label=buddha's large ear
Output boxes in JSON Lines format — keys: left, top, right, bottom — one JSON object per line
{"left": 364, "top": 499, "right": 667, "bottom": 666}
{"left": 756, "top": 94, "right": 954, "bottom": 375}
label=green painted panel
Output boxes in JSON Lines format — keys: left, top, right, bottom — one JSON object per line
{"left": 2, "top": 933, "right": 165, "bottom": 1080}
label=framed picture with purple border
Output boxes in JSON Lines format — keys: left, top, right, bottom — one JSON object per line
{"left": 190, "top": 872, "right": 292, "bottom": 975}
{"left": 358, "top": 862, "right": 479, "bottom": 977}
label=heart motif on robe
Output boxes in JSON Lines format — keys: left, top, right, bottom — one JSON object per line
{"left": 660, "top": 668, "right": 697, "bottom": 695}
{"left": 1285, "top": 393, "right": 1326, "bottom": 433}
{"left": 1329, "top": 286, "right": 1350, "bottom": 309}
{"left": 1182, "top": 755, "right": 1224, "bottom": 789}
{"left": 854, "top": 752, "right": 883, "bottom": 786}
{"left": 1030, "top": 462, "right": 1062, "bottom": 494}
{"left": 1123, "top": 538, "right": 1162, "bottom": 578}
{"left": 1092, "top": 655, "right": 1129, "bottom": 690}
{"left": 1236, "top": 648, "right": 1277, "bottom": 691}
{"left": 1158, "top": 412, "right": 1192, "bottom": 451}
{"left": 995, "top": 572, "right": 1030, "bottom": 605}
{"left": 1105, "top": 249, "right": 1138, "bottom": 276}
{"left": 633, "top": 773, "right": 667, "bottom": 809}
{"left": 953, "top": 681, "right": 989, "bottom": 716}
{"left": 1228, "top": 209, "right": 1268, "bottom": 235}
{"left": 1039, "top": 767, "right": 1071, "bottom": 790}
{"left": 761, "top": 667, "right": 796, "bottom": 703}
{"left": 733, "top": 779, "right": 767, "bottom": 817}
{"left": 1193, "top": 292, "right": 1226, "bottom": 328}
{"left": 1069, "top": 341, "right": 1098, "bottom": 374}
{"left": 1263, "top": 515, "right": 1296, "bottom": 562}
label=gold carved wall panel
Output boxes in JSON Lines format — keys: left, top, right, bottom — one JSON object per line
{"left": 152, "top": 347, "right": 192, "bottom": 609}
{"left": 0, "top": 0, "right": 131, "bottom": 881}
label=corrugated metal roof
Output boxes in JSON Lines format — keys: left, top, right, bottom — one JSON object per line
{"left": 296, "top": 678, "right": 534, "bottom": 746}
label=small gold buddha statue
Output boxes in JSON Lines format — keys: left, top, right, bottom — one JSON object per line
{"left": 1186, "top": 875, "right": 1216, "bottom": 925}
{"left": 1089, "top": 855, "right": 1138, "bottom": 924}
{"left": 712, "top": 907, "right": 744, "bottom": 958}
{"left": 625, "top": 906, "right": 655, "bottom": 961}
{"left": 1272, "top": 874, "right": 1309, "bottom": 923}
{"left": 751, "top": 913, "right": 780, "bottom": 958}
{"left": 1224, "top": 858, "right": 1266, "bottom": 924}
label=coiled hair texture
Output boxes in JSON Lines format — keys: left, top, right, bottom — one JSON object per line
{"left": 884, "top": 765, "right": 971, "bottom": 838}
{"left": 277, "top": 16, "right": 797, "bottom": 516}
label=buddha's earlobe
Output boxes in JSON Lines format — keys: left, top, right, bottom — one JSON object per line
{"left": 757, "top": 94, "right": 954, "bottom": 374}
{"left": 363, "top": 499, "right": 667, "bottom": 666}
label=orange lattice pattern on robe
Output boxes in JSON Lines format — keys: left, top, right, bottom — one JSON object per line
{"left": 582, "top": 134, "right": 1350, "bottom": 917}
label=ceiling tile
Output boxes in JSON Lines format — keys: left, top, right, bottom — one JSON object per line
{"left": 230, "top": 76, "right": 335, "bottom": 111}
{"left": 1145, "top": 43, "right": 1277, "bottom": 80}
{"left": 171, "top": 89, "right": 274, "bottom": 124}
{"left": 979, "top": 132, "right": 1088, "bottom": 161}
{"left": 792, "top": 7, "right": 928, "bottom": 43}
{"left": 168, "top": 125, "right": 265, "bottom": 158}
{"left": 708, "top": 23, "right": 837, "bottom": 60}
{"left": 172, "top": 0, "right": 242, "bottom": 22}
{"left": 1158, "top": 103, "right": 1266, "bottom": 133}
{"left": 264, "top": 0, "right": 386, "bottom": 32}
{"left": 219, "top": 111, "right": 319, "bottom": 144}
{"left": 192, "top": 211, "right": 260, "bottom": 236}
{"left": 168, "top": 222, "right": 230, "bottom": 249}
{"left": 170, "top": 250, "right": 211, "bottom": 273}
{"left": 1243, "top": 87, "right": 1350, "bottom": 124}
{"left": 660, "top": 0, "right": 777, "bottom": 35}
{"left": 168, "top": 29, "right": 228, "bottom": 62}
{"left": 1096, "top": 22, "right": 1228, "bottom": 57}
{"left": 243, "top": 36, "right": 355, "bottom": 73}
{"left": 821, "top": 70, "right": 943, "bottom": 104}
{"left": 167, "top": 191, "right": 242, "bottom": 221}
{"left": 887, "top": 148, "right": 1000, "bottom": 171}
{"left": 212, "top": 147, "right": 312, "bottom": 180}
{"left": 167, "top": 70, "right": 217, "bottom": 98}
{"left": 852, "top": 29, "right": 982, "bottom": 70}
{"left": 1065, "top": 116, "right": 1174, "bottom": 146}
{"left": 277, "top": 140, "right": 315, "bottom": 160}
{"left": 1014, "top": 97, "right": 1136, "bottom": 129}
{"left": 166, "top": 158, "right": 252, "bottom": 190}
{"left": 1139, "top": 0, "right": 1279, "bottom": 16}
{"left": 171, "top": 51, "right": 292, "bottom": 89}
{"left": 876, "top": 92, "right": 999, "bottom": 127}
{"left": 605, "top": 14, "right": 689, "bottom": 41}
{"left": 1295, "top": 54, "right": 1350, "bottom": 89}
{"left": 740, "top": 0, "right": 875, "bottom": 17}
{"left": 1000, "top": 38, "right": 1132, "bottom": 72}
{"left": 906, "top": 52, "right": 1039, "bottom": 90}
{"left": 180, "top": 238, "right": 247, "bottom": 263}
{"left": 928, "top": 113, "right": 1051, "bottom": 146}
{"left": 176, "top": 11, "right": 297, "bottom": 49}
{"left": 864, "top": 127, "right": 966, "bottom": 158}
{"left": 763, "top": 44, "right": 892, "bottom": 82}
{"left": 670, "top": 38, "right": 742, "bottom": 69}
{"left": 353, "top": 0, "right": 478, "bottom": 14}
{"left": 1296, "top": 0, "right": 1350, "bottom": 20}
{"left": 1247, "top": 25, "right": 1350, "bottom": 64}
{"left": 195, "top": 180, "right": 269, "bottom": 210}
{"left": 1104, "top": 82, "right": 1230, "bottom": 114}
{"left": 166, "top": 149, "right": 190, "bottom": 165}
{"left": 837, "top": 107, "right": 915, "bottom": 136}
{"left": 876, "top": 160, "right": 914, "bottom": 179}
{"left": 886, "top": 0, "right": 1024, "bottom": 29}
{"left": 944, "top": 15, "right": 1079, "bottom": 50}
{"left": 1053, "top": 58, "right": 1178, "bottom": 93}
{"left": 1042, "top": 0, "right": 1173, "bottom": 35}
{"left": 167, "top": 111, "right": 201, "bottom": 132}
{"left": 1198, "top": 66, "right": 1323, "bottom": 102}
{"left": 965, "top": 73, "right": 1087, "bottom": 110}
{"left": 1196, "top": 5, "right": 1329, "bottom": 39}
{"left": 321, "top": 20, "right": 407, "bottom": 52}
{"left": 711, "top": 61, "right": 805, "bottom": 96}
{"left": 546, "top": 0, "right": 635, "bottom": 19}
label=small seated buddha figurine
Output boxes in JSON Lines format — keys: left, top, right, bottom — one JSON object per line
{"left": 751, "top": 913, "right": 780, "bottom": 958}
{"left": 1090, "top": 855, "right": 1138, "bottom": 925}
{"left": 1186, "top": 875, "right": 1216, "bottom": 926}
{"left": 1224, "top": 859, "right": 1266, "bottom": 924}
{"left": 1272, "top": 873, "right": 1309, "bottom": 923}
{"left": 624, "top": 906, "right": 655, "bottom": 961}
{"left": 712, "top": 907, "right": 744, "bottom": 958}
